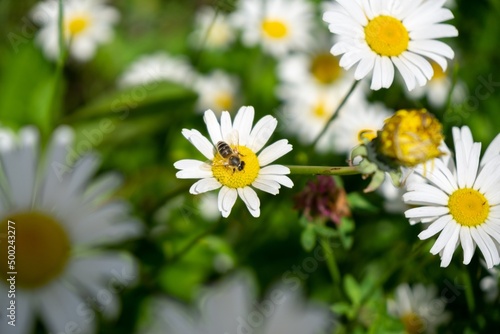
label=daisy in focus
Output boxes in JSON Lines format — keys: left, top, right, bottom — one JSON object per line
{"left": 0, "top": 126, "right": 142, "bottom": 334}
{"left": 387, "top": 283, "right": 450, "bottom": 334}
{"left": 31, "top": 0, "right": 119, "bottom": 62}
{"left": 118, "top": 52, "right": 195, "bottom": 88}
{"left": 323, "top": 0, "right": 458, "bottom": 91}
{"left": 404, "top": 126, "right": 500, "bottom": 268}
{"left": 141, "top": 272, "right": 331, "bottom": 334}
{"left": 193, "top": 70, "right": 240, "bottom": 114}
{"left": 190, "top": 6, "right": 236, "bottom": 50}
{"left": 174, "top": 106, "right": 293, "bottom": 218}
{"left": 230, "top": 0, "right": 315, "bottom": 58}
{"left": 405, "top": 61, "right": 467, "bottom": 109}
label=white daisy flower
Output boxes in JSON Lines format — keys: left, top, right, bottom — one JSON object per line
{"left": 174, "top": 106, "right": 294, "bottom": 218}
{"left": 329, "top": 102, "right": 392, "bottom": 154}
{"left": 323, "top": 0, "right": 459, "bottom": 91}
{"left": 404, "top": 126, "right": 500, "bottom": 268}
{"left": 141, "top": 272, "right": 332, "bottom": 334}
{"left": 190, "top": 6, "right": 236, "bottom": 50}
{"left": 387, "top": 283, "right": 450, "bottom": 334}
{"left": 193, "top": 70, "right": 240, "bottom": 115}
{"left": 405, "top": 61, "right": 467, "bottom": 109}
{"left": 31, "top": 0, "right": 119, "bottom": 62}
{"left": 198, "top": 193, "right": 222, "bottom": 222}
{"left": 118, "top": 52, "right": 196, "bottom": 88}
{"left": 230, "top": 0, "right": 315, "bottom": 58}
{"left": 0, "top": 126, "right": 142, "bottom": 333}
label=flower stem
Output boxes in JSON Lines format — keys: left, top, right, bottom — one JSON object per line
{"left": 320, "top": 236, "right": 341, "bottom": 285}
{"left": 310, "top": 80, "right": 360, "bottom": 148}
{"left": 286, "top": 165, "right": 360, "bottom": 176}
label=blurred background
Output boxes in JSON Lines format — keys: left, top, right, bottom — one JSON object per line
{"left": 1, "top": 0, "right": 500, "bottom": 333}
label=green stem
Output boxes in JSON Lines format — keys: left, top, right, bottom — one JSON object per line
{"left": 310, "top": 80, "right": 360, "bottom": 148}
{"left": 462, "top": 268, "right": 475, "bottom": 313}
{"left": 320, "top": 237, "right": 341, "bottom": 285}
{"left": 286, "top": 165, "right": 360, "bottom": 176}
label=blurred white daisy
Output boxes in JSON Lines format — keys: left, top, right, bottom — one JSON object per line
{"left": 193, "top": 70, "right": 240, "bottom": 115}
{"left": 198, "top": 193, "right": 222, "bottom": 222}
{"left": 406, "top": 61, "right": 467, "bottom": 109}
{"left": 118, "top": 52, "right": 196, "bottom": 88}
{"left": 31, "top": 0, "right": 119, "bottom": 62}
{"left": 141, "top": 272, "right": 332, "bottom": 334}
{"left": 278, "top": 83, "right": 365, "bottom": 152}
{"left": 480, "top": 262, "right": 500, "bottom": 303}
{"left": 0, "top": 126, "right": 142, "bottom": 334}
{"left": 174, "top": 106, "right": 293, "bottom": 218}
{"left": 190, "top": 6, "right": 235, "bottom": 50}
{"left": 387, "top": 283, "right": 450, "bottom": 334}
{"left": 323, "top": 0, "right": 458, "bottom": 91}
{"left": 230, "top": 0, "right": 315, "bottom": 57}
{"left": 329, "top": 102, "right": 392, "bottom": 154}
{"left": 404, "top": 126, "right": 500, "bottom": 268}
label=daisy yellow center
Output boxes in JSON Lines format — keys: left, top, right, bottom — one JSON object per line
{"left": 261, "top": 19, "right": 288, "bottom": 39}
{"left": 401, "top": 312, "right": 425, "bottom": 334}
{"left": 357, "top": 129, "right": 377, "bottom": 143}
{"left": 431, "top": 62, "right": 447, "bottom": 81}
{"left": 212, "top": 145, "right": 260, "bottom": 188}
{"left": 0, "top": 211, "right": 71, "bottom": 289}
{"left": 215, "top": 92, "right": 234, "bottom": 111}
{"left": 313, "top": 101, "right": 328, "bottom": 119}
{"left": 378, "top": 109, "right": 444, "bottom": 167}
{"left": 364, "top": 15, "right": 409, "bottom": 57}
{"left": 66, "top": 15, "right": 90, "bottom": 36}
{"left": 448, "top": 188, "right": 490, "bottom": 227}
{"left": 310, "top": 53, "right": 342, "bottom": 84}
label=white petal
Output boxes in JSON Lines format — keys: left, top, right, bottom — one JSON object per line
{"left": 440, "top": 223, "right": 460, "bottom": 267}
{"left": 37, "top": 281, "right": 96, "bottom": 334}
{"left": 403, "top": 190, "right": 448, "bottom": 206}
{"left": 257, "top": 140, "right": 293, "bottom": 166}
{"left": 182, "top": 129, "right": 215, "bottom": 160}
{"left": 405, "top": 206, "right": 449, "bottom": 219}
{"left": 482, "top": 133, "right": 500, "bottom": 167}
{"left": 257, "top": 174, "right": 294, "bottom": 188}
{"left": 252, "top": 179, "right": 280, "bottom": 195}
{"left": 203, "top": 109, "right": 223, "bottom": 145}
{"left": 418, "top": 214, "right": 453, "bottom": 239}
{"left": 460, "top": 227, "right": 475, "bottom": 264}
{"left": 218, "top": 186, "right": 237, "bottom": 218}
{"left": 248, "top": 115, "right": 278, "bottom": 152}
{"left": 232, "top": 106, "right": 254, "bottom": 146}
{"left": 189, "top": 178, "right": 222, "bottom": 194}
{"left": 471, "top": 227, "right": 494, "bottom": 268}
{"left": 220, "top": 111, "right": 233, "bottom": 142}
{"left": 429, "top": 219, "right": 456, "bottom": 255}
{"left": 237, "top": 187, "right": 260, "bottom": 217}
{"left": 259, "top": 165, "right": 290, "bottom": 175}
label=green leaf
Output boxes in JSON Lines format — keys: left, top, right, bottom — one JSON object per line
{"left": 301, "top": 225, "right": 317, "bottom": 252}
{"left": 66, "top": 81, "right": 197, "bottom": 122}
{"left": 347, "top": 192, "right": 379, "bottom": 213}
{"left": 344, "top": 274, "right": 362, "bottom": 306}
{"left": 338, "top": 217, "right": 355, "bottom": 249}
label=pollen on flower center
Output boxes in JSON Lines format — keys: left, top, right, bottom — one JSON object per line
{"left": 357, "top": 129, "right": 377, "bottom": 143}
{"left": 0, "top": 211, "right": 71, "bottom": 289}
{"left": 378, "top": 109, "right": 444, "bottom": 167}
{"left": 364, "top": 15, "right": 409, "bottom": 57}
{"left": 261, "top": 19, "right": 288, "bottom": 39}
{"left": 310, "top": 53, "right": 342, "bottom": 84}
{"left": 448, "top": 188, "right": 490, "bottom": 226}
{"left": 66, "top": 15, "right": 90, "bottom": 36}
{"left": 212, "top": 145, "right": 260, "bottom": 188}
{"left": 401, "top": 312, "right": 425, "bottom": 334}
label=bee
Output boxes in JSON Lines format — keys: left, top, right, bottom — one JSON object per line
{"left": 215, "top": 141, "right": 245, "bottom": 172}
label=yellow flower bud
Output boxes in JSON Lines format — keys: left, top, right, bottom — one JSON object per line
{"left": 378, "top": 109, "right": 444, "bottom": 167}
